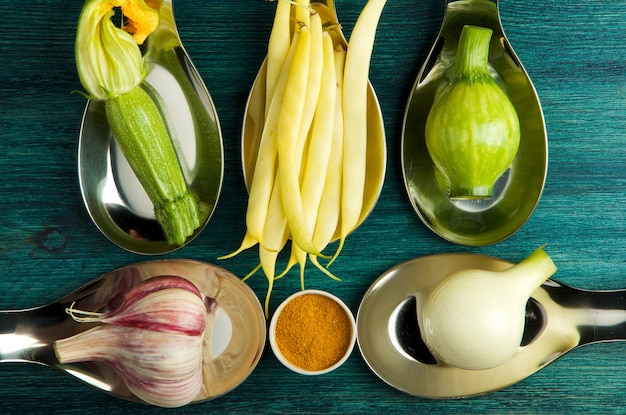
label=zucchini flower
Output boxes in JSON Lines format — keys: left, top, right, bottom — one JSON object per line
{"left": 75, "top": 0, "right": 159, "bottom": 100}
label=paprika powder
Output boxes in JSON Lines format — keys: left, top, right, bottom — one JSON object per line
{"left": 272, "top": 291, "right": 355, "bottom": 373}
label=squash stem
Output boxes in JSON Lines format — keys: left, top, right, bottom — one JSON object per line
{"left": 453, "top": 25, "right": 493, "bottom": 80}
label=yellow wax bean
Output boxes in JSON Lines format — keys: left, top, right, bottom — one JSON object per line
{"left": 259, "top": 246, "right": 279, "bottom": 317}
{"left": 337, "top": 0, "right": 387, "bottom": 256}
{"left": 275, "top": 249, "right": 297, "bottom": 281}
{"left": 284, "top": 12, "right": 328, "bottom": 285}
{"left": 295, "top": 11, "right": 323, "bottom": 167}
{"left": 242, "top": 263, "right": 262, "bottom": 283}
{"left": 312, "top": 43, "right": 346, "bottom": 272}
{"left": 258, "top": 169, "right": 290, "bottom": 314}
{"left": 277, "top": 25, "right": 322, "bottom": 255}
{"left": 301, "top": 31, "right": 336, "bottom": 227}
{"left": 245, "top": 31, "right": 300, "bottom": 246}
{"left": 294, "top": 0, "right": 311, "bottom": 27}
{"left": 266, "top": 0, "right": 291, "bottom": 113}
{"left": 217, "top": 230, "right": 257, "bottom": 260}
{"left": 291, "top": 243, "right": 308, "bottom": 291}
{"left": 261, "top": 170, "right": 290, "bottom": 253}
{"left": 300, "top": 31, "right": 338, "bottom": 278}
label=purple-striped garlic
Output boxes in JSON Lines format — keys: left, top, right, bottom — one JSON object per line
{"left": 54, "top": 275, "right": 212, "bottom": 408}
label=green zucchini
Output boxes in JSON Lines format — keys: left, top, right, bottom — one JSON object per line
{"left": 106, "top": 86, "right": 200, "bottom": 246}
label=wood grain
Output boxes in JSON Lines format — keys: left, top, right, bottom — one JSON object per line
{"left": 0, "top": 0, "right": 624, "bottom": 413}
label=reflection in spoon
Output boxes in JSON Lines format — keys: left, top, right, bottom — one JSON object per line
{"left": 401, "top": 0, "right": 547, "bottom": 246}
{"left": 391, "top": 295, "right": 545, "bottom": 365}
{"left": 0, "top": 260, "right": 265, "bottom": 405}
{"left": 358, "top": 253, "right": 626, "bottom": 398}
{"left": 78, "top": 0, "right": 224, "bottom": 255}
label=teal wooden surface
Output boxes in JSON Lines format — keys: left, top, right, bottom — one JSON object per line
{"left": 0, "top": 0, "right": 624, "bottom": 414}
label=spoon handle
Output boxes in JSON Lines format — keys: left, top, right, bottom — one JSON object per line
{"left": 446, "top": 0, "right": 497, "bottom": 4}
{"left": 545, "top": 282, "right": 626, "bottom": 345}
{"left": 0, "top": 304, "right": 66, "bottom": 364}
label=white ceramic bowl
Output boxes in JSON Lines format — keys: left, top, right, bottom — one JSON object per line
{"left": 269, "top": 289, "right": 357, "bottom": 375}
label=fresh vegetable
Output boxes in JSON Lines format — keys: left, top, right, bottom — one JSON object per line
{"left": 221, "top": 0, "right": 386, "bottom": 316}
{"left": 76, "top": 0, "right": 200, "bottom": 245}
{"left": 105, "top": 87, "right": 201, "bottom": 244}
{"left": 265, "top": 0, "right": 292, "bottom": 110}
{"left": 54, "top": 276, "right": 213, "bottom": 408}
{"left": 333, "top": 0, "right": 388, "bottom": 264}
{"left": 425, "top": 25, "right": 521, "bottom": 199}
{"left": 276, "top": 24, "right": 317, "bottom": 255}
{"left": 303, "top": 31, "right": 339, "bottom": 278}
{"left": 417, "top": 246, "right": 557, "bottom": 370}
{"left": 243, "top": 26, "right": 301, "bottom": 250}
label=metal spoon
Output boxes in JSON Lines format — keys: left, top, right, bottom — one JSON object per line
{"left": 401, "top": 0, "right": 547, "bottom": 246}
{"left": 0, "top": 259, "right": 265, "bottom": 405}
{"left": 357, "top": 253, "right": 626, "bottom": 398}
{"left": 241, "top": 0, "right": 386, "bottom": 227}
{"left": 78, "top": 0, "right": 224, "bottom": 255}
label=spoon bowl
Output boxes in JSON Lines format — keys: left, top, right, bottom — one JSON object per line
{"left": 357, "top": 253, "right": 626, "bottom": 398}
{"left": 401, "top": 0, "right": 547, "bottom": 246}
{"left": 0, "top": 259, "right": 265, "bottom": 405}
{"left": 78, "top": 0, "right": 224, "bottom": 255}
{"left": 241, "top": 0, "right": 386, "bottom": 229}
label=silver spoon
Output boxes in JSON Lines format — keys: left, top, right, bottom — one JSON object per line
{"left": 0, "top": 259, "right": 265, "bottom": 405}
{"left": 78, "top": 0, "right": 224, "bottom": 255}
{"left": 241, "top": 0, "right": 386, "bottom": 228}
{"left": 357, "top": 253, "right": 626, "bottom": 398}
{"left": 401, "top": 0, "right": 547, "bottom": 246}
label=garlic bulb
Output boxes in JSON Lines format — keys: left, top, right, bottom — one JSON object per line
{"left": 417, "top": 247, "right": 556, "bottom": 370}
{"left": 54, "top": 276, "right": 211, "bottom": 408}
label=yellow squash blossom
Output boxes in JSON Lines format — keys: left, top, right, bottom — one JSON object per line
{"left": 75, "top": 0, "right": 159, "bottom": 100}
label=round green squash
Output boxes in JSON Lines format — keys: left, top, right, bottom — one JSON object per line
{"left": 425, "top": 25, "right": 520, "bottom": 199}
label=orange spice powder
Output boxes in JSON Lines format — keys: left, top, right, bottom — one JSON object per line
{"left": 274, "top": 293, "right": 353, "bottom": 371}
